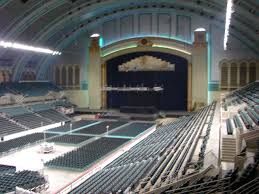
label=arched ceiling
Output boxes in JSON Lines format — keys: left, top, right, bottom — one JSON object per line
{"left": 0, "top": 0, "right": 258, "bottom": 80}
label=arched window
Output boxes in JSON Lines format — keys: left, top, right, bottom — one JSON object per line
{"left": 55, "top": 67, "right": 60, "bottom": 85}
{"left": 240, "top": 63, "right": 247, "bottom": 86}
{"left": 62, "top": 66, "right": 67, "bottom": 86}
{"left": 68, "top": 66, "right": 73, "bottom": 86}
{"left": 230, "top": 63, "right": 237, "bottom": 87}
{"left": 249, "top": 63, "right": 256, "bottom": 82}
{"left": 221, "top": 63, "right": 228, "bottom": 88}
{"left": 75, "top": 66, "right": 80, "bottom": 86}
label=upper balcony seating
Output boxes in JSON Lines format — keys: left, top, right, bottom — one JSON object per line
{"left": 0, "top": 106, "right": 30, "bottom": 117}
{"left": 51, "top": 100, "right": 74, "bottom": 108}
{"left": 29, "top": 103, "right": 52, "bottom": 112}
{"left": 5, "top": 82, "right": 60, "bottom": 97}
{"left": 0, "top": 170, "right": 47, "bottom": 193}
{"left": 45, "top": 137, "right": 130, "bottom": 170}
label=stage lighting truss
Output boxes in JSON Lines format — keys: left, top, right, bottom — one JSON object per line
{"left": 0, "top": 40, "right": 62, "bottom": 55}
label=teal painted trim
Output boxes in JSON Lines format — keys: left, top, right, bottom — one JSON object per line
{"left": 105, "top": 135, "right": 133, "bottom": 139}
{"left": 208, "top": 83, "right": 220, "bottom": 91}
{"left": 81, "top": 81, "right": 88, "bottom": 90}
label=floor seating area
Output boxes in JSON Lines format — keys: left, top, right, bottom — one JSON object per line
{"left": 68, "top": 103, "right": 215, "bottom": 193}
{"left": 47, "top": 134, "right": 92, "bottom": 145}
{"left": 45, "top": 137, "right": 130, "bottom": 170}
{"left": 0, "top": 164, "right": 16, "bottom": 175}
{"left": 74, "top": 121, "right": 128, "bottom": 135}
{"left": 0, "top": 133, "right": 56, "bottom": 155}
{"left": 47, "top": 120, "right": 97, "bottom": 133}
{"left": 0, "top": 170, "right": 47, "bottom": 193}
{"left": 110, "top": 122, "right": 154, "bottom": 137}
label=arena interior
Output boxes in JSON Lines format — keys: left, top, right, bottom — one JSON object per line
{"left": 0, "top": 0, "right": 259, "bottom": 194}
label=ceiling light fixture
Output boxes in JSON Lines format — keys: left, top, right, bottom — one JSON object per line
{"left": 224, "top": 0, "right": 234, "bottom": 50}
{"left": 0, "top": 40, "right": 62, "bottom": 55}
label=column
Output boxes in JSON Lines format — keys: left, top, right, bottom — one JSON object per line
{"left": 66, "top": 66, "right": 69, "bottom": 88}
{"left": 256, "top": 62, "right": 259, "bottom": 80}
{"left": 59, "top": 66, "right": 62, "bottom": 86}
{"left": 227, "top": 64, "right": 231, "bottom": 90}
{"left": 72, "top": 66, "right": 76, "bottom": 86}
{"left": 237, "top": 63, "right": 240, "bottom": 88}
{"left": 192, "top": 29, "right": 208, "bottom": 107}
{"left": 246, "top": 63, "right": 250, "bottom": 84}
{"left": 88, "top": 35, "right": 102, "bottom": 109}
{"left": 187, "top": 63, "right": 192, "bottom": 111}
{"left": 101, "top": 63, "right": 107, "bottom": 109}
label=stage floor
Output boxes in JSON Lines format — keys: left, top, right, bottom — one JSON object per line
{"left": 75, "top": 108, "right": 193, "bottom": 120}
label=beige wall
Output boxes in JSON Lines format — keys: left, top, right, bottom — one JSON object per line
{"left": 64, "top": 90, "right": 89, "bottom": 108}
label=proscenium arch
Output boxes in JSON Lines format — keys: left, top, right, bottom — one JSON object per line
{"left": 101, "top": 37, "right": 192, "bottom": 64}
{"left": 99, "top": 37, "right": 193, "bottom": 111}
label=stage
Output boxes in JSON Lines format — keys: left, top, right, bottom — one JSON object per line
{"left": 75, "top": 108, "right": 193, "bottom": 121}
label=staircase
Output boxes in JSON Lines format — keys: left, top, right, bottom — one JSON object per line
{"left": 222, "top": 137, "right": 237, "bottom": 162}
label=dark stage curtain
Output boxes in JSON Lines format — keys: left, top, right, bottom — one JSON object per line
{"left": 106, "top": 52, "right": 188, "bottom": 111}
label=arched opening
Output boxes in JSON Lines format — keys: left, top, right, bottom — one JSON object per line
{"left": 55, "top": 67, "right": 60, "bottom": 85}
{"left": 105, "top": 51, "right": 188, "bottom": 111}
{"left": 68, "top": 66, "right": 73, "bottom": 86}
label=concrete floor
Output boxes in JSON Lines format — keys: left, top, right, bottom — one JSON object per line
{"left": 0, "top": 143, "right": 80, "bottom": 193}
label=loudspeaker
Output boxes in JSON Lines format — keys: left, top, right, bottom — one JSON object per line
{"left": 1, "top": 137, "right": 4, "bottom": 141}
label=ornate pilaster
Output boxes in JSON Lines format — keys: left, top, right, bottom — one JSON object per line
{"left": 192, "top": 29, "right": 208, "bottom": 107}
{"left": 89, "top": 35, "right": 102, "bottom": 109}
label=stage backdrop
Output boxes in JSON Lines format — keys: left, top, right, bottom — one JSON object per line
{"left": 106, "top": 52, "right": 188, "bottom": 110}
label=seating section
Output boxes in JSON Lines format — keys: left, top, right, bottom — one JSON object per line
{"left": 45, "top": 137, "right": 129, "bottom": 170}
{"left": 5, "top": 82, "right": 60, "bottom": 97}
{"left": 74, "top": 121, "right": 127, "bottom": 135}
{"left": 110, "top": 122, "right": 154, "bottom": 137}
{"left": 51, "top": 100, "right": 74, "bottom": 108}
{"left": 47, "top": 120, "right": 97, "bottom": 133}
{"left": 0, "top": 170, "right": 47, "bottom": 193}
{"left": 29, "top": 103, "right": 52, "bottom": 112}
{"left": 0, "top": 164, "right": 16, "bottom": 175}
{"left": 0, "top": 133, "right": 56, "bottom": 155}
{"left": 69, "top": 159, "right": 155, "bottom": 194}
{"left": 0, "top": 106, "right": 30, "bottom": 117}
{"left": 36, "top": 109, "right": 70, "bottom": 123}
{"left": 0, "top": 116, "right": 27, "bottom": 136}
{"left": 47, "top": 134, "right": 92, "bottom": 145}
{"left": 12, "top": 113, "right": 52, "bottom": 129}
{"left": 68, "top": 103, "right": 215, "bottom": 193}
